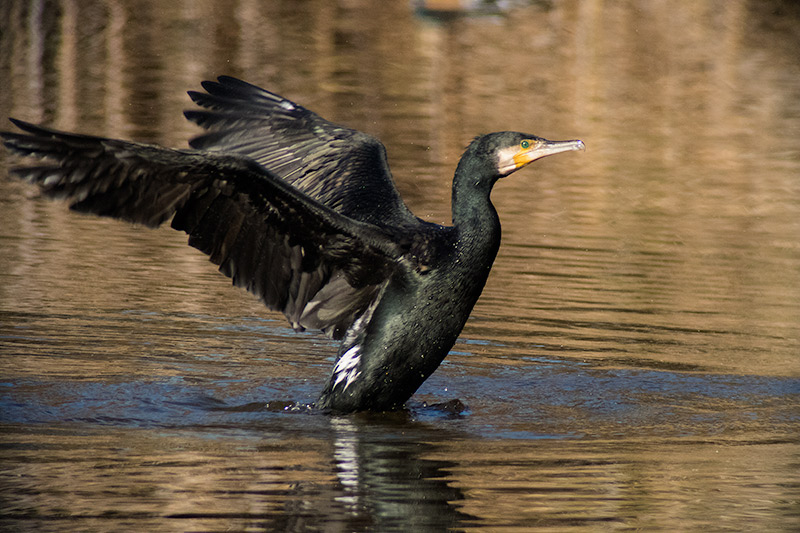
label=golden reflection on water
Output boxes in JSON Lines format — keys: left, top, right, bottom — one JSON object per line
{"left": 3, "top": 422, "right": 798, "bottom": 531}
{"left": 2, "top": 0, "right": 798, "bottom": 375}
{"left": 1, "top": 0, "right": 799, "bottom": 531}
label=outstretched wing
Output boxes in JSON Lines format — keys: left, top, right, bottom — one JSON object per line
{"left": 2, "top": 119, "right": 405, "bottom": 339}
{"left": 184, "top": 76, "right": 421, "bottom": 228}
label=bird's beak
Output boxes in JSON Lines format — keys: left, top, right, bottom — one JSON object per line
{"left": 513, "top": 138, "right": 585, "bottom": 170}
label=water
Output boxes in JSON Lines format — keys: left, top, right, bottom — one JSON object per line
{"left": 1, "top": 0, "right": 799, "bottom": 531}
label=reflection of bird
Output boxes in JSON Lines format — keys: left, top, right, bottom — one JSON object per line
{"left": 2, "top": 77, "right": 583, "bottom": 413}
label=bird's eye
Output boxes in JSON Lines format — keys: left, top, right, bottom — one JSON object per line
{"left": 520, "top": 140, "right": 531, "bottom": 150}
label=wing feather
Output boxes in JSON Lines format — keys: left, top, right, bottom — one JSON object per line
{"left": 2, "top": 119, "right": 404, "bottom": 339}
{"left": 184, "top": 76, "right": 423, "bottom": 229}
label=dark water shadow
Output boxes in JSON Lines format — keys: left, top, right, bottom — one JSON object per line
{"left": 212, "top": 412, "right": 479, "bottom": 532}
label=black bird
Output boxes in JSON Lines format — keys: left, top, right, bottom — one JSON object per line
{"left": 2, "top": 77, "right": 583, "bottom": 413}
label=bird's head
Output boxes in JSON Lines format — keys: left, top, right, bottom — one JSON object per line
{"left": 492, "top": 132, "right": 585, "bottom": 177}
{"left": 462, "top": 131, "right": 585, "bottom": 178}
{"left": 453, "top": 131, "right": 585, "bottom": 211}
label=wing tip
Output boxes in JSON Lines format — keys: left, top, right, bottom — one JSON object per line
{"left": 190, "top": 76, "right": 285, "bottom": 105}
{"left": 4, "top": 117, "right": 45, "bottom": 138}
{"left": 197, "top": 76, "right": 255, "bottom": 97}
{"left": 1, "top": 119, "right": 54, "bottom": 157}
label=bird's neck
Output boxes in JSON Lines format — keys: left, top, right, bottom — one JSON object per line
{"left": 451, "top": 158, "right": 501, "bottom": 241}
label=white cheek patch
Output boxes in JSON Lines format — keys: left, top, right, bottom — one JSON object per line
{"left": 333, "top": 346, "right": 361, "bottom": 390}
{"left": 496, "top": 145, "right": 520, "bottom": 175}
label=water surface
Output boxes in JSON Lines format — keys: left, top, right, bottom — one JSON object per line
{"left": 1, "top": 1, "right": 799, "bottom": 531}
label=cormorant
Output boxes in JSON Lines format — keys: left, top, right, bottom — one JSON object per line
{"left": 2, "top": 77, "right": 584, "bottom": 413}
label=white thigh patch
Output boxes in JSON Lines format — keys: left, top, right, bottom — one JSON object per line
{"left": 333, "top": 346, "right": 361, "bottom": 390}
